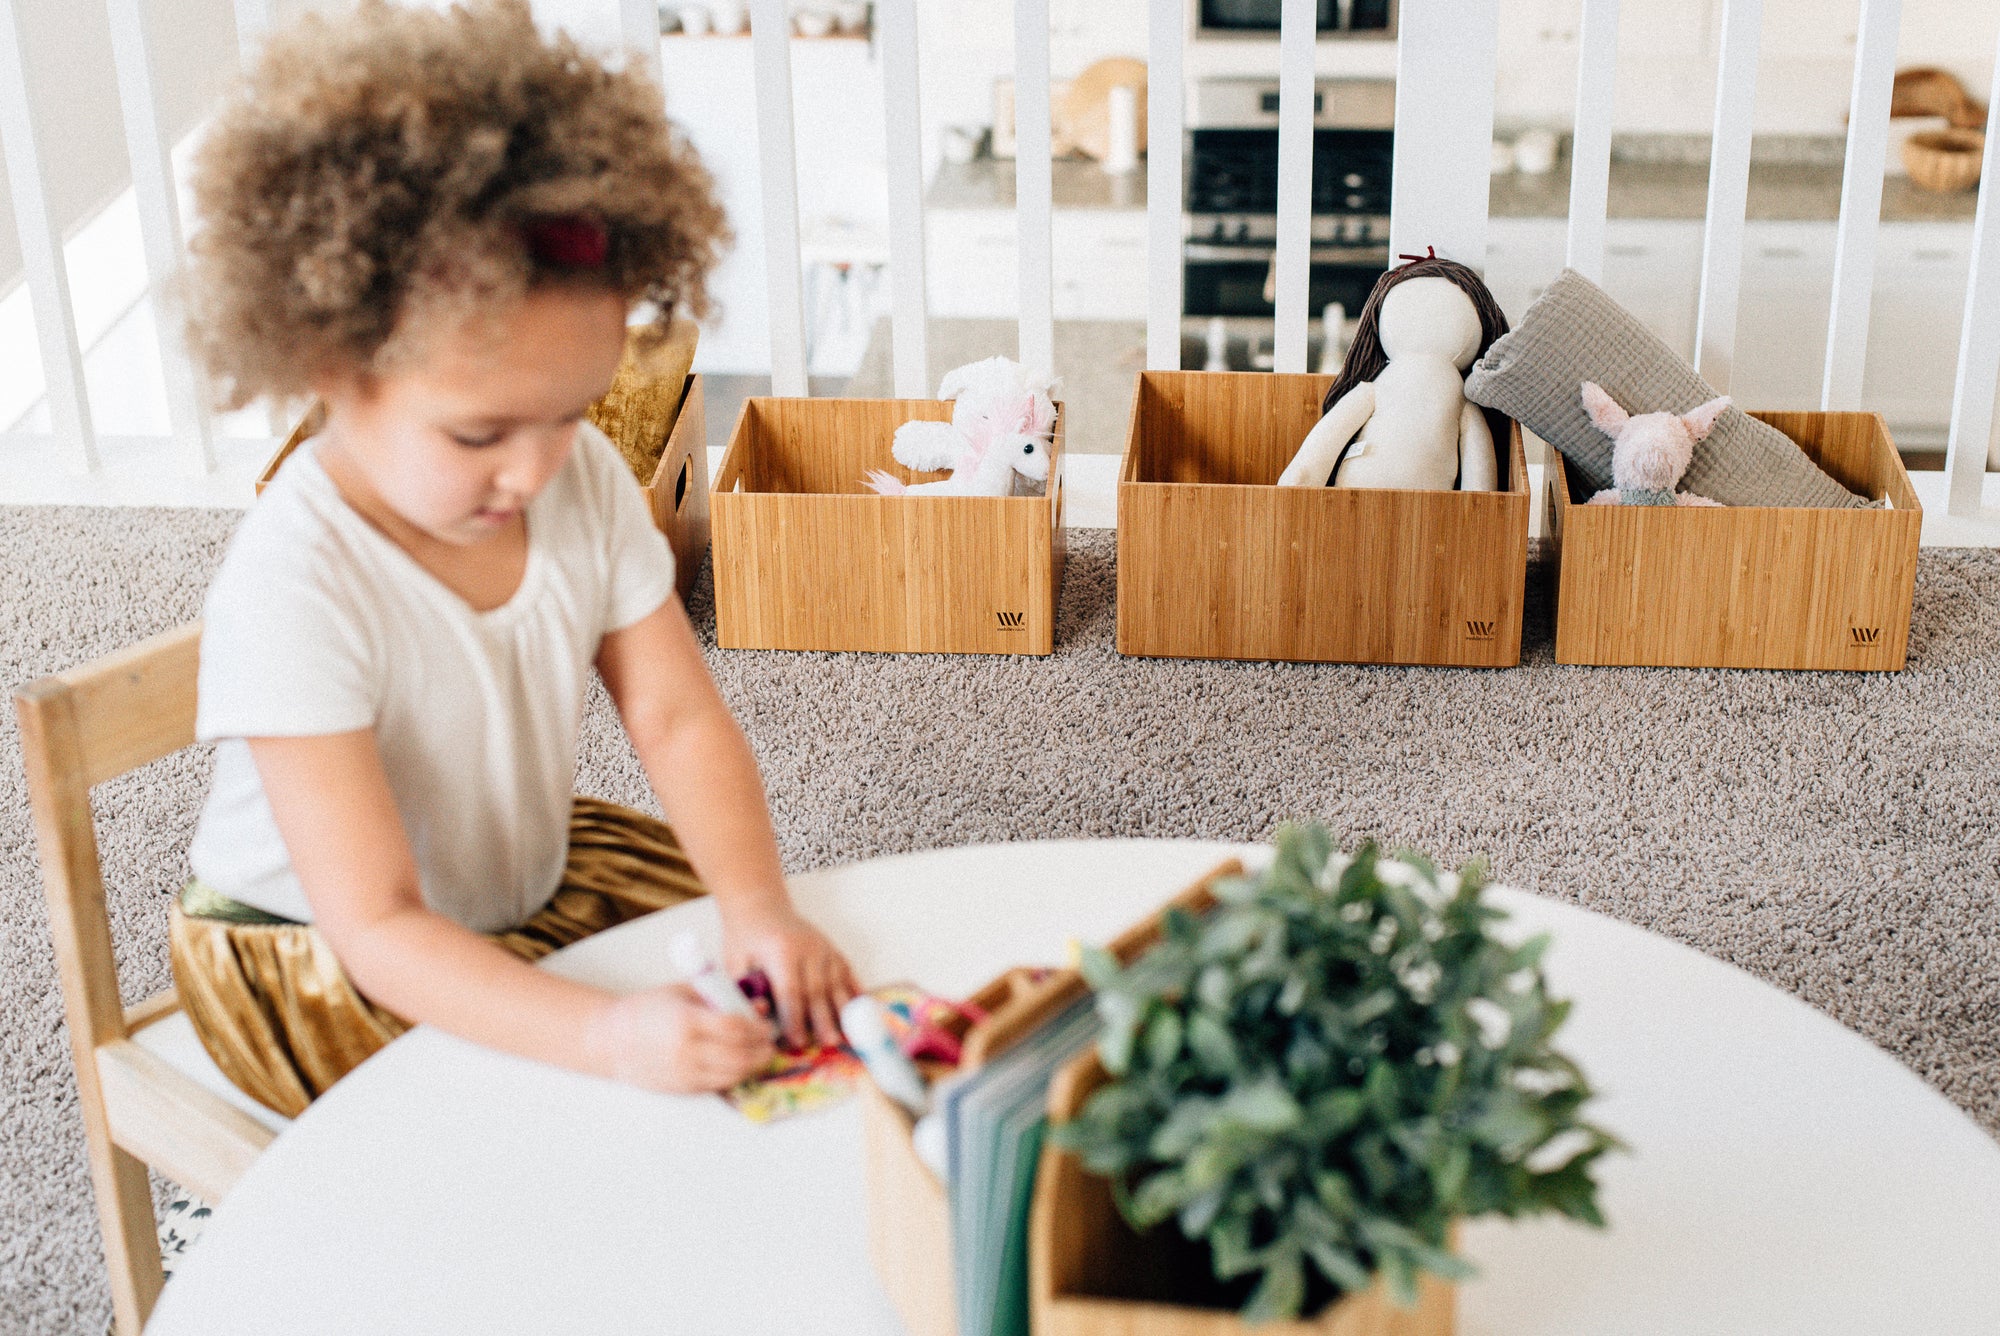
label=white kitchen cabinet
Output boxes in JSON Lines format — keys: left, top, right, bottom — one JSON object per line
{"left": 1864, "top": 223, "right": 1973, "bottom": 447}
{"left": 1601, "top": 220, "right": 1704, "bottom": 364}
{"left": 925, "top": 209, "right": 1019, "bottom": 318}
{"left": 1483, "top": 217, "right": 1568, "bottom": 326}
{"left": 1730, "top": 222, "right": 1836, "bottom": 411}
{"left": 926, "top": 207, "right": 1149, "bottom": 320}
{"left": 1052, "top": 211, "right": 1149, "bottom": 319}
{"left": 1481, "top": 218, "right": 1704, "bottom": 366}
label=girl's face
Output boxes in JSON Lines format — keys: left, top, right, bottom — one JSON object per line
{"left": 320, "top": 284, "right": 629, "bottom": 547}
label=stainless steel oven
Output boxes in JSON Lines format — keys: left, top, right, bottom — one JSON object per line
{"left": 1197, "top": 0, "right": 1395, "bottom": 38}
{"left": 1181, "top": 79, "right": 1394, "bottom": 369}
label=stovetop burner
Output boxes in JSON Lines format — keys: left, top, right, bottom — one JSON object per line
{"left": 1187, "top": 129, "right": 1393, "bottom": 217}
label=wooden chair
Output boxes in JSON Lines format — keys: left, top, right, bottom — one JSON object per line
{"left": 15, "top": 623, "right": 287, "bottom": 1334}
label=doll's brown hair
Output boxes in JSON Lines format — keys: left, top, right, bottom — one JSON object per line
{"left": 183, "top": 0, "right": 729, "bottom": 408}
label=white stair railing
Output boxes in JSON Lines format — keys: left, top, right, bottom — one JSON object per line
{"left": 1, "top": 0, "right": 1997, "bottom": 520}
{"left": 0, "top": 0, "right": 94, "bottom": 469}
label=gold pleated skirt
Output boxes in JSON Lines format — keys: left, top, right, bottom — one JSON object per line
{"left": 169, "top": 797, "right": 707, "bottom": 1118}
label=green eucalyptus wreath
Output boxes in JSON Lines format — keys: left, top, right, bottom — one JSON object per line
{"left": 1054, "top": 826, "right": 1618, "bottom": 1323}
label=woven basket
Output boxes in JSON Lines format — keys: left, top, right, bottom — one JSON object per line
{"left": 1903, "top": 129, "right": 1985, "bottom": 193}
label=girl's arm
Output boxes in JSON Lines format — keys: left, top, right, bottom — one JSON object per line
{"left": 594, "top": 594, "right": 860, "bottom": 1049}
{"left": 247, "top": 730, "right": 774, "bottom": 1092}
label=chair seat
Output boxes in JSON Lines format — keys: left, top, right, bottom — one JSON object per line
{"left": 131, "top": 1012, "right": 291, "bottom": 1137}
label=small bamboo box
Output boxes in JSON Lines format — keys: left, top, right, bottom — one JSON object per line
{"left": 1546, "top": 411, "right": 1922, "bottom": 670}
{"left": 254, "top": 374, "right": 710, "bottom": 608}
{"left": 858, "top": 862, "right": 1458, "bottom": 1336}
{"left": 710, "top": 397, "right": 1065, "bottom": 654}
{"left": 1116, "top": 371, "right": 1530, "bottom": 667}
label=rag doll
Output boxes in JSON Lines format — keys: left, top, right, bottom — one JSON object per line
{"left": 1277, "top": 251, "right": 1510, "bottom": 492}
{"left": 865, "top": 357, "right": 1057, "bottom": 497}
{"left": 1579, "top": 381, "right": 1728, "bottom": 507}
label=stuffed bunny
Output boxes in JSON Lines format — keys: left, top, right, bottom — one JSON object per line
{"left": 865, "top": 357, "right": 1057, "bottom": 497}
{"left": 1579, "top": 381, "right": 1728, "bottom": 507}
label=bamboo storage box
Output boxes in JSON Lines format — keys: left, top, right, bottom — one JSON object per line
{"left": 859, "top": 867, "right": 1231, "bottom": 1336}
{"left": 711, "top": 396, "right": 1065, "bottom": 654}
{"left": 254, "top": 374, "right": 711, "bottom": 607}
{"left": 1547, "top": 411, "right": 1921, "bottom": 670}
{"left": 1116, "top": 371, "right": 1529, "bottom": 666}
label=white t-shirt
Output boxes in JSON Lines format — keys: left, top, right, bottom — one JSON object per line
{"left": 187, "top": 422, "right": 677, "bottom": 932}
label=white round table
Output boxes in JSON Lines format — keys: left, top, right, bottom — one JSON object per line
{"left": 147, "top": 840, "right": 2000, "bottom": 1335}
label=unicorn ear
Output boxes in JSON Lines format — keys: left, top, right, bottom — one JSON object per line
{"left": 1580, "top": 381, "right": 1628, "bottom": 436}
{"left": 1682, "top": 395, "right": 1731, "bottom": 440}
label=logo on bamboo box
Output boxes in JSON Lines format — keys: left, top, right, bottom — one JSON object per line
{"left": 995, "top": 611, "right": 1026, "bottom": 630}
{"left": 1464, "top": 620, "right": 1497, "bottom": 641}
{"left": 1849, "top": 626, "right": 1882, "bottom": 647}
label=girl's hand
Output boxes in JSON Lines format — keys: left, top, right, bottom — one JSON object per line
{"left": 585, "top": 983, "right": 776, "bottom": 1094}
{"left": 722, "top": 902, "right": 860, "bottom": 1050}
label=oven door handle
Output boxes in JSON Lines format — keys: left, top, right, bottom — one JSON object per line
{"left": 1183, "top": 242, "right": 1392, "bottom": 266}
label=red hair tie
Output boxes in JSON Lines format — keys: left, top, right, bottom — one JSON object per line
{"left": 1395, "top": 245, "right": 1439, "bottom": 267}
{"left": 524, "top": 215, "right": 609, "bottom": 268}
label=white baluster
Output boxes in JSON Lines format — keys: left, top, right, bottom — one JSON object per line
{"left": 1694, "top": 0, "right": 1763, "bottom": 393}
{"left": 1389, "top": 0, "right": 1498, "bottom": 267}
{"left": 232, "top": 0, "right": 270, "bottom": 60}
{"left": 1944, "top": 30, "right": 2000, "bottom": 518}
{"left": 1145, "top": 0, "right": 1184, "bottom": 372}
{"left": 107, "top": 0, "right": 215, "bottom": 475}
{"left": 879, "top": 0, "right": 929, "bottom": 398}
{"left": 1564, "top": 0, "right": 1619, "bottom": 283}
{"left": 1272, "top": 0, "right": 1315, "bottom": 375}
{"left": 0, "top": 0, "right": 94, "bottom": 466}
{"left": 1821, "top": 0, "right": 1900, "bottom": 411}
{"left": 621, "top": 0, "right": 661, "bottom": 87}
{"left": 1014, "top": 0, "right": 1054, "bottom": 375}
{"left": 749, "top": 0, "right": 808, "bottom": 396}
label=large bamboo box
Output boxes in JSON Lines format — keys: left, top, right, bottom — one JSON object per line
{"left": 1547, "top": 411, "right": 1921, "bottom": 670}
{"left": 1116, "top": 371, "right": 1529, "bottom": 666}
{"left": 711, "top": 396, "right": 1065, "bottom": 654}
{"left": 254, "top": 374, "right": 710, "bottom": 607}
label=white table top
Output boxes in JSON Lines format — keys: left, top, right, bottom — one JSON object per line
{"left": 148, "top": 839, "right": 2000, "bottom": 1335}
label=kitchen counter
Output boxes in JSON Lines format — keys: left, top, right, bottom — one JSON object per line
{"left": 1489, "top": 154, "right": 1979, "bottom": 223}
{"left": 928, "top": 149, "right": 1981, "bottom": 223}
{"left": 927, "top": 157, "right": 1149, "bottom": 211}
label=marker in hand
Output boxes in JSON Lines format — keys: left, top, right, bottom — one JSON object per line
{"left": 841, "top": 995, "right": 930, "bottom": 1117}
{"left": 670, "top": 933, "right": 769, "bottom": 1030}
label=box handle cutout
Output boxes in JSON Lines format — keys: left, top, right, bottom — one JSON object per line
{"left": 674, "top": 456, "right": 690, "bottom": 512}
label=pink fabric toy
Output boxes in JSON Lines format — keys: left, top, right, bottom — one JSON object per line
{"left": 1580, "top": 381, "right": 1728, "bottom": 508}
{"left": 865, "top": 356, "right": 1057, "bottom": 497}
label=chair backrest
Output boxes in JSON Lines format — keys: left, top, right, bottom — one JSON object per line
{"left": 15, "top": 622, "right": 201, "bottom": 1052}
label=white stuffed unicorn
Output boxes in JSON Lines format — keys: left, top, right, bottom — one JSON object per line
{"left": 865, "top": 357, "right": 1058, "bottom": 497}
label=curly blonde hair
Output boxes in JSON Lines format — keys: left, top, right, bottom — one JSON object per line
{"left": 185, "top": 0, "right": 728, "bottom": 408}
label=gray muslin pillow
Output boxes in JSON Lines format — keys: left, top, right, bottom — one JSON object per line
{"left": 1464, "top": 268, "right": 1872, "bottom": 508}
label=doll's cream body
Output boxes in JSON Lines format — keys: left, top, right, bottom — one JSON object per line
{"left": 1277, "top": 277, "right": 1497, "bottom": 492}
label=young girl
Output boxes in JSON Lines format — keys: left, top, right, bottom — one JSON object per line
{"left": 172, "top": 0, "right": 856, "bottom": 1117}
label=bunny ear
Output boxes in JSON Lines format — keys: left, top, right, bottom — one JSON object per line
{"left": 1682, "top": 395, "right": 1731, "bottom": 440}
{"left": 1580, "top": 381, "right": 1629, "bottom": 436}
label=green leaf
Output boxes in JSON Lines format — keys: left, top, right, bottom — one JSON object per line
{"left": 1302, "top": 1238, "right": 1372, "bottom": 1295}
{"left": 1143, "top": 1009, "right": 1184, "bottom": 1068}
{"left": 1220, "top": 1080, "right": 1303, "bottom": 1134}
{"left": 1178, "top": 1185, "right": 1228, "bottom": 1237}
{"left": 1079, "top": 944, "right": 1123, "bottom": 990}
{"left": 1243, "top": 1245, "right": 1306, "bottom": 1323}
{"left": 1188, "top": 1011, "right": 1238, "bottom": 1070}
{"left": 1126, "top": 1168, "right": 1191, "bottom": 1227}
